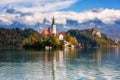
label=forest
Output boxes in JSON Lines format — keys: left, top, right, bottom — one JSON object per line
{"left": 0, "top": 27, "right": 118, "bottom": 49}
{"left": 67, "top": 28, "right": 117, "bottom": 47}
{"left": 0, "top": 28, "right": 37, "bottom": 48}
{"left": 0, "top": 28, "right": 78, "bottom": 49}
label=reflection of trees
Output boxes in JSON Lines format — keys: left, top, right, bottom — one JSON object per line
{"left": 91, "top": 47, "right": 120, "bottom": 66}
{"left": 64, "top": 48, "right": 77, "bottom": 59}
{"left": 42, "top": 51, "right": 52, "bottom": 77}
{"left": 0, "top": 50, "right": 41, "bottom": 62}
{"left": 88, "top": 48, "right": 104, "bottom": 67}
{"left": 115, "top": 47, "right": 120, "bottom": 64}
{"left": 42, "top": 51, "right": 50, "bottom": 62}
{"left": 69, "top": 48, "right": 77, "bottom": 59}
{"left": 94, "top": 49, "right": 102, "bottom": 66}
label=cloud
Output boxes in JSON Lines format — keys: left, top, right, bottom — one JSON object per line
{"left": 0, "top": 13, "right": 20, "bottom": 25}
{"left": 0, "top": 9, "right": 120, "bottom": 26}
{"left": 17, "top": 15, "right": 38, "bottom": 25}
{"left": 0, "top": 0, "right": 78, "bottom": 12}
{"left": 0, "top": 0, "right": 22, "bottom": 5}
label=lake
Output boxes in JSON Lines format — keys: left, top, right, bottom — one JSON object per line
{"left": 0, "top": 47, "right": 120, "bottom": 80}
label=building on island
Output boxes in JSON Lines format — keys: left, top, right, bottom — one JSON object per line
{"left": 41, "top": 16, "right": 77, "bottom": 49}
{"left": 51, "top": 16, "right": 56, "bottom": 34}
{"left": 41, "top": 29, "right": 53, "bottom": 35}
{"left": 22, "top": 16, "right": 77, "bottom": 49}
{"left": 92, "top": 27, "right": 101, "bottom": 38}
{"left": 56, "top": 32, "right": 64, "bottom": 41}
{"left": 41, "top": 17, "right": 64, "bottom": 40}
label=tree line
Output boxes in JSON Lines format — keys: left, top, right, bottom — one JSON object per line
{"left": 0, "top": 28, "right": 37, "bottom": 48}
{"left": 0, "top": 28, "right": 78, "bottom": 49}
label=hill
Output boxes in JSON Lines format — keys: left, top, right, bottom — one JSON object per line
{"left": 0, "top": 28, "right": 38, "bottom": 49}
{"left": 66, "top": 28, "right": 116, "bottom": 48}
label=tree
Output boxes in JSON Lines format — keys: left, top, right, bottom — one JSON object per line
{"left": 64, "top": 33, "right": 78, "bottom": 46}
{"left": 47, "top": 34, "right": 60, "bottom": 48}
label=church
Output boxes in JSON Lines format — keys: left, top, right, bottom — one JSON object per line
{"left": 41, "top": 17, "right": 64, "bottom": 41}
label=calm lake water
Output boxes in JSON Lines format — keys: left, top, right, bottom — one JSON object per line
{"left": 0, "top": 47, "right": 120, "bottom": 80}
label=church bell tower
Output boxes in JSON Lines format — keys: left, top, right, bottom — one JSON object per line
{"left": 51, "top": 17, "right": 56, "bottom": 34}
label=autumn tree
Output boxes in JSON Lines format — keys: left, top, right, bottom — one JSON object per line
{"left": 47, "top": 34, "right": 60, "bottom": 48}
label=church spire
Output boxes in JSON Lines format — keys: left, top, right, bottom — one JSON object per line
{"left": 52, "top": 16, "right": 55, "bottom": 25}
{"left": 51, "top": 16, "right": 56, "bottom": 34}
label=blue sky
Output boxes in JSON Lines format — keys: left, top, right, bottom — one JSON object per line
{"left": 0, "top": 0, "right": 120, "bottom": 12}
{"left": 63, "top": 0, "right": 120, "bottom": 12}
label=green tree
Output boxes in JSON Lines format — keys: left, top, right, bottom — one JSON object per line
{"left": 64, "top": 33, "right": 78, "bottom": 46}
{"left": 47, "top": 34, "right": 60, "bottom": 48}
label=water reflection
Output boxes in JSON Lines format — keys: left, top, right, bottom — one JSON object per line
{"left": 0, "top": 47, "right": 120, "bottom": 80}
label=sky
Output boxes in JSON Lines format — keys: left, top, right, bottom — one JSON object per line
{"left": 0, "top": 0, "right": 120, "bottom": 31}
{"left": 62, "top": 0, "right": 120, "bottom": 12}
{"left": 0, "top": 0, "right": 120, "bottom": 12}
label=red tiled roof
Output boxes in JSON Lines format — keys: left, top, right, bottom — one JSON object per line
{"left": 41, "top": 29, "right": 54, "bottom": 35}
{"left": 56, "top": 32, "right": 64, "bottom": 37}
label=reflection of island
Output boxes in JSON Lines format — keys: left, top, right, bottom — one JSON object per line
{"left": 29, "top": 48, "right": 120, "bottom": 80}
{"left": 52, "top": 52, "right": 56, "bottom": 80}
{"left": 43, "top": 49, "right": 68, "bottom": 80}
{"left": 2, "top": 48, "right": 120, "bottom": 80}
{"left": 42, "top": 50, "right": 65, "bottom": 80}
{"left": 42, "top": 51, "right": 51, "bottom": 62}
{"left": 51, "top": 50, "right": 66, "bottom": 80}
{"left": 51, "top": 48, "right": 77, "bottom": 80}
{"left": 42, "top": 48, "right": 105, "bottom": 80}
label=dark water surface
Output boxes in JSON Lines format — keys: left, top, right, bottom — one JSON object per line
{"left": 0, "top": 47, "right": 120, "bottom": 80}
